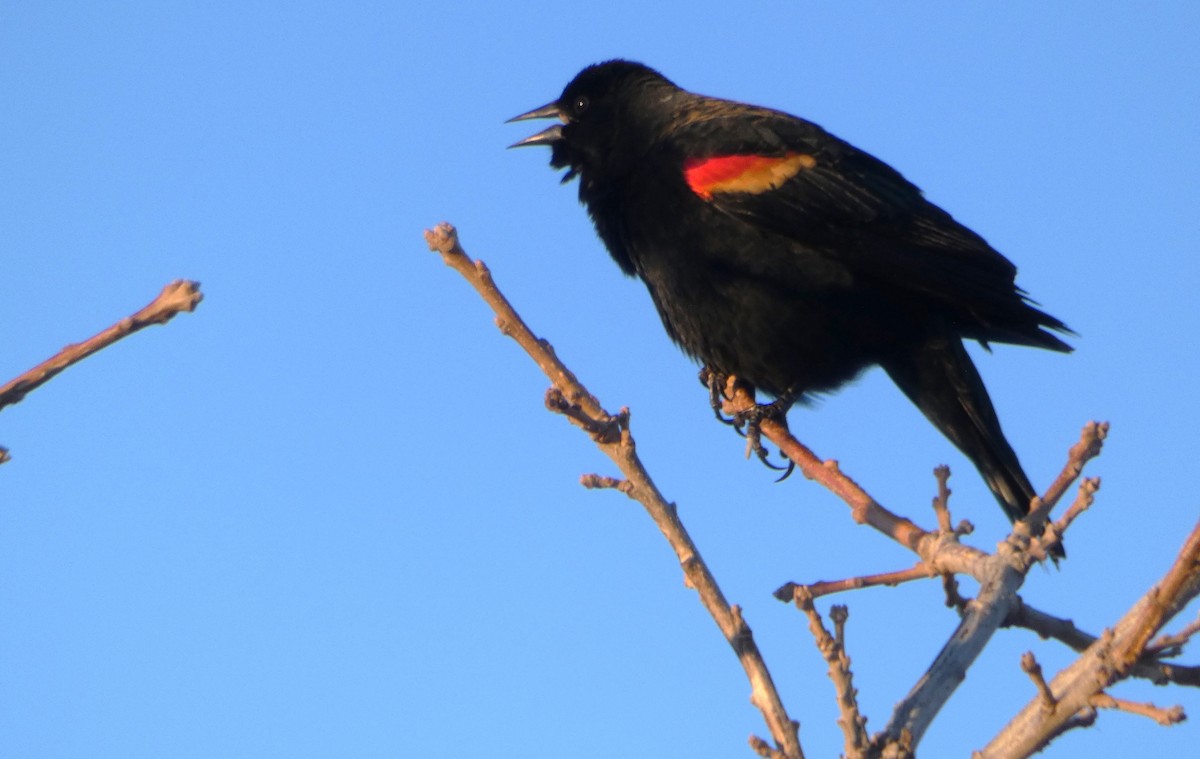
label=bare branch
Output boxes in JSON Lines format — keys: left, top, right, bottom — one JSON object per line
{"left": 1041, "top": 422, "right": 1108, "bottom": 509}
{"left": 776, "top": 564, "right": 939, "bottom": 602}
{"left": 1002, "top": 598, "right": 1200, "bottom": 687}
{"left": 429, "top": 222, "right": 1188, "bottom": 758}
{"left": 794, "top": 588, "right": 869, "bottom": 758}
{"left": 981, "top": 519, "right": 1200, "bottom": 756}
{"left": 0, "top": 280, "right": 203, "bottom": 413}
{"left": 1148, "top": 615, "right": 1200, "bottom": 658}
{"left": 718, "top": 377, "right": 932, "bottom": 554}
{"left": 875, "top": 423, "right": 1107, "bottom": 751}
{"left": 879, "top": 545, "right": 1029, "bottom": 750}
{"left": 941, "top": 574, "right": 968, "bottom": 612}
{"left": 932, "top": 465, "right": 953, "bottom": 533}
{"left": 1020, "top": 652, "right": 1058, "bottom": 713}
{"left": 1110, "top": 520, "right": 1200, "bottom": 671}
{"left": 1089, "top": 693, "right": 1186, "bottom": 726}
{"left": 749, "top": 735, "right": 788, "bottom": 759}
{"left": 426, "top": 222, "right": 803, "bottom": 759}
{"left": 712, "top": 331, "right": 1109, "bottom": 755}
{"left": 579, "top": 473, "right": 633, "bottom": 494}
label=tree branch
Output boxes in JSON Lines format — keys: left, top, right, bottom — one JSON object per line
{"left": 718, "top": 372, "right": 1105, "bottom": 754}
{"left": 0, "top": 280, "right": 204, "bottom": 414}
{"left": 794, "top": 589, "right": 869, "bottom": 758}
{"left": 425, "top": 222, "right": 803, "bottom": 759}
{"left": 427, "top": 221, "right": 1193, "bottom": 758}
{"left": 1002, "top": 597, "right": 1200, "bottom": 687}
{"left": 980, "top": 518, "right": 1200, "bottom": 756}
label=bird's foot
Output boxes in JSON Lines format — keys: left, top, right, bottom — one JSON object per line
{"left": 732, "top": 390, "right": 797, "bottom": 481}
{"left": 699, "top": 368, "right": 796, "bottom": 480}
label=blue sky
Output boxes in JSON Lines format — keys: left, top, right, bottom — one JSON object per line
{"left": 2, "top": 2, "right": 1198, "bottom": 757}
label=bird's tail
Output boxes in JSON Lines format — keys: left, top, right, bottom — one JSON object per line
{"left": 881, "top": 337, "right": 1060, "bottom": 555}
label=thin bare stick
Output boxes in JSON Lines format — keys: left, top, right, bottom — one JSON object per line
{"left": 749, "top": 735, "right": 788, "bottom": 759}
{"left": 579, "top": 473, "right": 634, "bottom": 495}
{"left": 719, "top": 378, "right": 931, "bottom": 554}
{"left": 1089, "top": 693, "right": 1186, "bottom": 726}
{"left": 776, "top": 563, "right": 939, "bottom": 602}
{"left": 1148, "top": 615, "right": 1200, "bottom": 657}
{"left": 1059, "top": 477, "right": 1099, "bottom": 526}
{"left": 1020, "top": 652, "right": 1057, "bottom": 712}
{"left": 0, "top": 280, "right": 203, "bottom": 412}
{"left": 1040, "top": 422, "right": 1108, "bottom": 510}
{"left": 794, "top": 589, "right": 868, "bottom": 758}
{"left": 932, "top": 465, "right": 953, "bottom": 533}
{"left": 942, "top": 574, "right": 968, "bottom": 612}
{"left": 426, "top": 223, "right": 803, "bottom": 759}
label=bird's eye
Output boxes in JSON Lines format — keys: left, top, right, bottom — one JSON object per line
{"left": 572, "top": 95, "right": 590, "bottom": 116}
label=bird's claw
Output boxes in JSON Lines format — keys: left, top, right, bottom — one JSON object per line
{"left": 700, "top": 367, "right": 738, "bottom": 426}
{"left": 701, "top": 368, "right": 796, "bottom": 479}
{"left": 732, "top": 398, "right": 796, "bottom": 480}
{"left": 742, "top": 421, "right": 796, "bottom": 480}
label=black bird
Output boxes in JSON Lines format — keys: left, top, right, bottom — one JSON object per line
{"left": 510, "top": 60, "right": 1071, "bottom": 533}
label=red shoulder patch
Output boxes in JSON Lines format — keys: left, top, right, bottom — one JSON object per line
{"left": 683, "top": 152, "right": 817, "bottom": 200}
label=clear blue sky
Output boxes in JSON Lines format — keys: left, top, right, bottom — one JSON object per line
{"left": 2, "top": 3, "right": 1198, "bottom": 757}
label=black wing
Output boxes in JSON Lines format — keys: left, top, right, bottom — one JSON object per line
{"left": 675, "top": 102, "right": 1071, "bottom": 350}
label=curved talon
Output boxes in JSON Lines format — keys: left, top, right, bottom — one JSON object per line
{"left": 774, "top": 459, "right": 796, "bottom": 482}
{"left": 741, "top": 408, "right": 794, "bottom": 476}
{"left": 753, "top": 442, "right": 789, "bottom": 472}
{"left": 701, "top": 367, "right": 738, "bottom": 426}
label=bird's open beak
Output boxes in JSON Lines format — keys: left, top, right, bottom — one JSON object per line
{"left": 507, "top": 101, "right": 565, "bottom": 148}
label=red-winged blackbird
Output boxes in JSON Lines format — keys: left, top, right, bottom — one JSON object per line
{"left": 510, "top": 60, "right": 1072, "bottom": 535}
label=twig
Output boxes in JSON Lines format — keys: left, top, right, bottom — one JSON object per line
{"left": 776, "top": 564, "right": 939, "bottom": 602}
{"left": 1018, "top": 425, "right": 1106, "bottom": 559}
{"left": 1020, "top": 652, "right": 1057, "bottom": 712}
{"left": 1020, "top": 422, "right": 1108, "bottom": 546}
{"left": 749, "top": 735, "right": 788, "bottom": 759}
{"left": 942, "top": 573, "right": 968, "bottom": 612}
{"left": 932, "top": 465, "right": 953, "bottom": 533}
{"left": 1148, "top": 615, "right": 1200, "bottom": 657}
{"left": 580, "top": 473, "right": 633, "bottom": 495}
{"left": 794, "top": 589, "right": 868, "bottom": 758}
{"left": 719, "top": 377, "right": 931, "bottom": 554}
{"left": 1089, "top": 693, "right": 1186, "bottom": 726}
{"left": 425, "top": 223, "right": 804, "bottom": 759}
{"left": 0, "top": 280, "right": 204, "bottom": 413}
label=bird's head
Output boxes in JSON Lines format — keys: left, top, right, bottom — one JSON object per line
{"left": 508, "top": 60, "right": 679, "bottom": 183}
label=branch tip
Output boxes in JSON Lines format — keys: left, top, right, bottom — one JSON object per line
{"left": 580, "top": 473, "right": 632, "bottom": 494}
{"left": 1021, "top": 651, "right": 1057, "bottom": 712}
{"left": 0, "top": 280, "right": 205, "bottom": 413}
{"left": 1090, "top": 693, "right": 1186, "bottom": 726}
